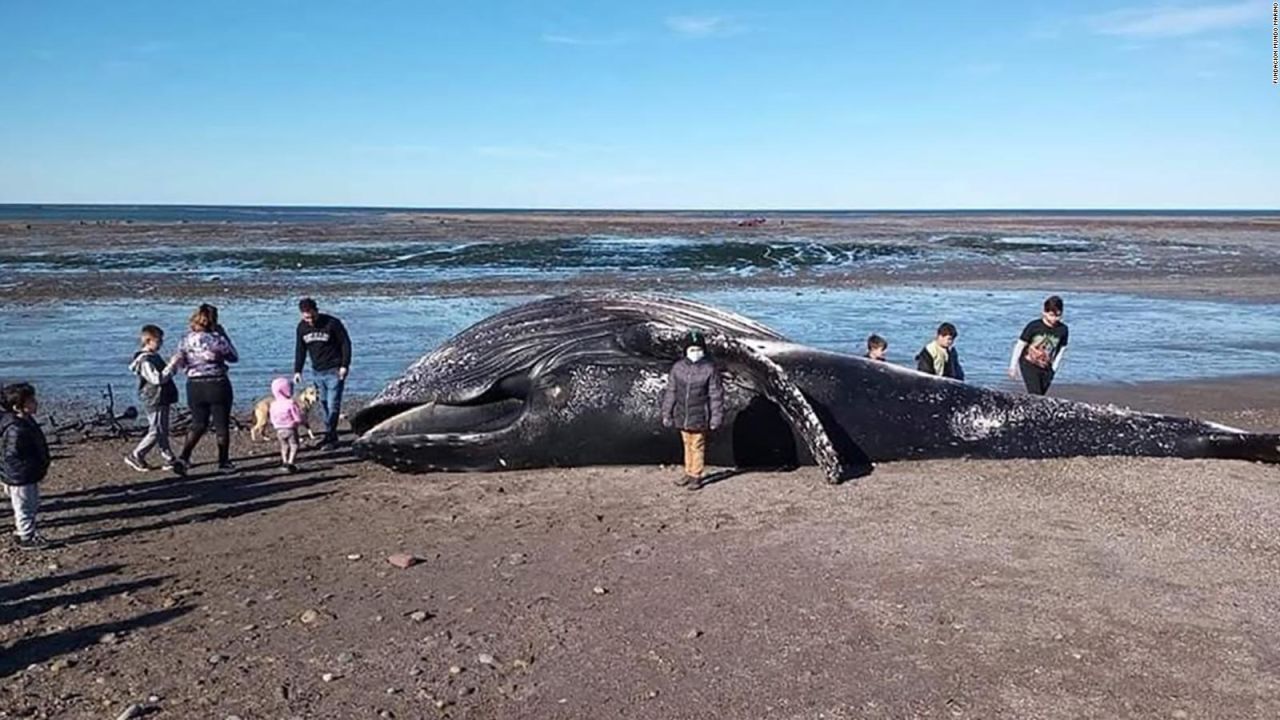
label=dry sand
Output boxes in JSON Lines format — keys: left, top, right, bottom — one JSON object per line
{"left": 3, "top": 377, "right": 1280, "bottom": 719}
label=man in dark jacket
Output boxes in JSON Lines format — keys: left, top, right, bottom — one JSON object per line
{"left": 293, "top": 297, "right": 352, "bottom": 450}
{"left": 1, "top": 382, "right": 52, "bottom": 549}
{"left": 915, "top": 322, "right": 965, "bottom": 381}
{"left": 660, "top": 331, "right": 725, "bottom": 491}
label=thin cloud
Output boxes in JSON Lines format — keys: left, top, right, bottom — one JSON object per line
{"left": 475, "top": 145, "right": 556, "bottom": 159}
{"left": 664, "top": 15, "right": 744, "bottom": 39}
{"left": 352, "top": 144, "right": 438, "bottom": 155}
{"left": 956, "top": 62, "right": 1003, "bottom": 76}
{"left": 540, "top": 32, "right": 626, "bottom": 46}
{"left": 1089, "top": 2, "right": 1262, "bottom": 37}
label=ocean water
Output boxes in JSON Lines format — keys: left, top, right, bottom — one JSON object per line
{"left": 6, "top": 205, "right": 1273, "bottom": 287}
{"left": 3, "top": 288, "right": 1278, "bottom": 411}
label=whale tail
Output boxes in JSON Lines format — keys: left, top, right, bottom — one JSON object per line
{"left": 1196, "top": 433, "right": 1280, "bottom": 464}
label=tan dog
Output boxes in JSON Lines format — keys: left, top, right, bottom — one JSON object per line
{"left": 250, "top": 384, "right": 320, "bottom": 442}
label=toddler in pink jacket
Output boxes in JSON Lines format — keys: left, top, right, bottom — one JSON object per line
{"left": 269, "top": 377, "right": 303, "bottom": 473}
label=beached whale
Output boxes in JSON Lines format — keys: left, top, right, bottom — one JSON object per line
{"left": 350, "top": 293, "right": 1280, "bottom": 481}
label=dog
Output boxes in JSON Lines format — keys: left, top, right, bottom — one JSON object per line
{"left": 250, "top": 384, "right": 321, "bottom": 442}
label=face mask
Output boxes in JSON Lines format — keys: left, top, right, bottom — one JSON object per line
{"left": 685, "top": 347, "right": 705, "bottom": 363}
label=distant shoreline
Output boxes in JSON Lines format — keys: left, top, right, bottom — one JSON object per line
{"left": 2, "top": 203, "right": 1280, "bottom": 225}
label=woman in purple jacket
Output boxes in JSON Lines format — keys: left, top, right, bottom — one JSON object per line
{"left": 172, "top": 304, "right": 239, "bottom": 472}
{"left": 661, "top": 331, "right": 724, "bottom": 491}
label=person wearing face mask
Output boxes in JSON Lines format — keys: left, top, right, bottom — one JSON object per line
{"left": 660, "top": 331, "right": 725, "bottom": 491}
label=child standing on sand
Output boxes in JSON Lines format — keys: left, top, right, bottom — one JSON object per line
{"left": 661, "top": 331, "right": 725, "bottom": 491}
{"left": 1, "top": 383, "right": 52, "bottom": 550}
{"left": 269, "top": 377, "right": 303, "bottom": 473}
{"left": 126, "top": 324, "right": 185, "bottom": 475}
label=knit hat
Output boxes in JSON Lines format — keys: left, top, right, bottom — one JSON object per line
{"left": 684, "top": 330, "right": 706, "bottom": 350}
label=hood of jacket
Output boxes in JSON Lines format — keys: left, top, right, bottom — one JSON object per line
{"left": 271, "top": 377, "right": 294, "bottom": 401}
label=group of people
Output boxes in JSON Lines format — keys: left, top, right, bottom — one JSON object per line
{"left": 862, "top": 294, "right": 1069, "bottom": 395}
{"left": 1, "top": 297, "right": 352, "bottom": 550}
{"left": 4, "top": 293, "right": 1069, "bottom": 546}
{"left": 661, "top": 295, "right": 1070, "bottom": 490}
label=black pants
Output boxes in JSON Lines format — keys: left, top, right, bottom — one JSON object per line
{"left": 181, "top": 376, "right": 234, "bottom": 465}
{"left": 1019, "top": 360, "right": 1055, "bottom": 396}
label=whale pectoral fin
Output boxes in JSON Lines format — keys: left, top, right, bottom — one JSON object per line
{"left": 622, "top": 323, "right": 867, "bottom": 484}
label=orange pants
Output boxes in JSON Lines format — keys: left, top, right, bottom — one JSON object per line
{"left": 680, "top": 430, "right": 706, "bottom": 478}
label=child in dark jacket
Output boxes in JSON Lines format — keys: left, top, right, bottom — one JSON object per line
{"left": 915, "top": 323, "right": 965, "bottom": 381}
{"left": 660, "top": 331, "right": 725, "bottom": 491}
{"left": 125, "top": 324, "right": 185, "bottom": 475}
{"left": 1, "top": 382, "right": 52, "bottom": 549}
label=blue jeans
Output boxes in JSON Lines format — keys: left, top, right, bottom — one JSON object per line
{"left": 314, "top": 369, "right": 345, "bottom": 443}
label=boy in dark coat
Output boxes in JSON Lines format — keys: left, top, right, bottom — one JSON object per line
{"left": 661, "top": 331, "right": 725, "bottom": 491}
{"left": 1, "top": 382, "right": 52, "bottom": 549}
{"left": 915, "top": 323, "right": 965, "bottom": 381}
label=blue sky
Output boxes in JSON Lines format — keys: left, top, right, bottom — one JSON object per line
{"left": 0, "top": 1, "right": 1276, "bottom": 208}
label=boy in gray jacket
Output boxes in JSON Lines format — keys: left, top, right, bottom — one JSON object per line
{"left": 661, "top": 331, "right": 725, "bottom": 491}
{"left": 126, "top": 325, "right": 185, "bottom": 475}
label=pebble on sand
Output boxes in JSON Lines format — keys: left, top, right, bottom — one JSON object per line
{"left": 300, "top": 609, "right": 321, "bottom": 624}
{"left": 409, "top": 610, "right": 430, "bottom": 622}
{"left": 346, "top": 553, "right": 363, "bottom": 561}
{"left": 322, "top": 672, "right": 337, "bottom": 682}
{"left": 115, "top": 705, "right": 144, "bottom": 720}
{"left": 387, "top": 553, "right": 421, "bottom": 569}
{"left": 592, "top": 586, "right": 608, "bottom": 595}
{"left": 478, "top": 653, "right": 496, "bottom": 666}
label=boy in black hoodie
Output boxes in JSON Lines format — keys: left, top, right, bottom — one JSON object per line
{"left": 1, "top": 382, "right": 52, "bottom": 549}
{"left": 125, "top": 325, "right": 185, "bottom": 474}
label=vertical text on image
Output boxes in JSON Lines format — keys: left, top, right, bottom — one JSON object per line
{"left": 1274, "top": 2, "right": 1278, "bottom": 84}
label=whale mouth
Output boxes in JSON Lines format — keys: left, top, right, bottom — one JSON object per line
{"left": 356, "top": 398, "right": 526, "bottom": 441}
{"left": 351, "top": 398, "right": 528, "bottom": 471}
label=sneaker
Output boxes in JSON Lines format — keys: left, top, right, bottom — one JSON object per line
{"left": 216, "top": 461, "right": 237, "bottom": 474}
{"left": 673, "top": 474, "right": 693, "bottom": 487}
{"left": 685, "top": 477, "right": 704, "bottom": 492}
{"left": 123, "top": 454, "right": 151, "bottom": 473}
{"left": 17, "top": 533, "right": 51, "bottom": 550}
{"left": 167, "top": 459, "right": 188, "bottom": 477}
{"left": 286, "top": 463, "right": 299, "bottom": 474}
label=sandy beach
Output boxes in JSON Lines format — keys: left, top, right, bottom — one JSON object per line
{"left": 2, "top": 376, "right": 1279, "bottom": 719}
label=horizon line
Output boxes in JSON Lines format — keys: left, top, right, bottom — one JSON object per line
{"left": 2, "top": 203, "right": 1279, "bottom": 213}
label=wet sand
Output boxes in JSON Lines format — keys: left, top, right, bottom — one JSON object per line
{"left": 3, "top": 377, "right": 1280, "bottom": 719}
{"left": 4, "top": 212, "right": 1280, "bottom": 303}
